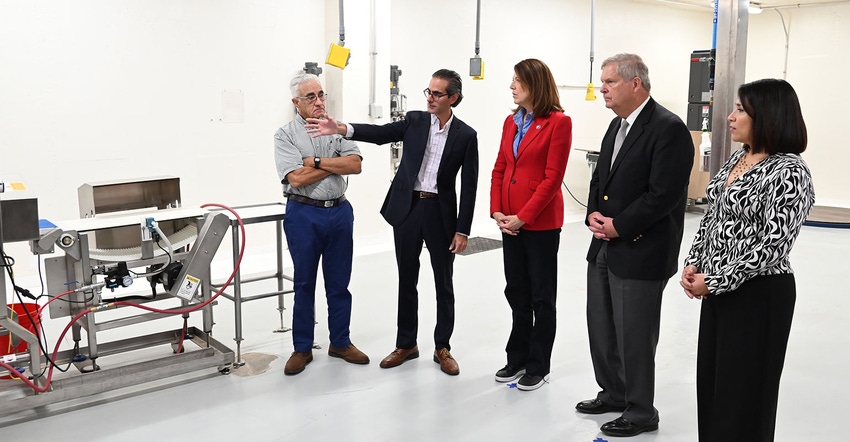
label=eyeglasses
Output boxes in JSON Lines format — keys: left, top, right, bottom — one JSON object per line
{"left": 296, "top": 91, "right": 327, "bottom": 103}
{"left": 423, "top": 88, "right": 450, "bottom": 99}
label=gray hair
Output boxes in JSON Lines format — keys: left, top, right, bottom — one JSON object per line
{"left": 601, "top": 53, "right": 651, "bottom": 92}
{"left": 290, "top": 73, "right": 320, "bottom": 98}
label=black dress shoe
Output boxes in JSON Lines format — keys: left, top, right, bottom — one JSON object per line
{"left": 575, "top": 398, "right": 628, "bottom": 414}
{"left": 600, "top": 417, "right": 659, "bottom": 437}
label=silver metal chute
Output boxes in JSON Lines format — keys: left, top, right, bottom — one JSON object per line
{"left": 168, "top": 212, "right": 229, "bottom": 301}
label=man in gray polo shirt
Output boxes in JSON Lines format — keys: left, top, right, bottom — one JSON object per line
{"left": 274, "top": 73, "right": 368, "bottom": 375}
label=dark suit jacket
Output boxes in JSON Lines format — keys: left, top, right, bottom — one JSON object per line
{"left": 586, "top": 98, "right": 694, "bottom": 280}
{"left": 351, "top": 111, "right": 479, "bottom": 238}
{"left": 490, "top": 111, "right": 572, "bottom": 231}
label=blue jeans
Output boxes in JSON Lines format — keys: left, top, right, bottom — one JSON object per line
{"left": 283, "top": 199, "right": 354, "bottom": 353}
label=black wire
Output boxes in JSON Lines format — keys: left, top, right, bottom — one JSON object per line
{"left": 129, "top": 236, "right": 172, "bottom": 278}
{"left": 37, "top": 254, "right": 46, "bottom": 297}
{"left": 2, "top": 253, "right": 14, "bottom": 268}
{"left": 562, "top": 180, "right": 587, "bottom": 208}
{"left": 36, "top": 291, "right": 93, "bottom": 305}
{"left": 154, "top": 238, "right": 173, "bottom": 270}
{"left": 1, "top": 246, "right": 74, "bottom": 373}
{"left": 36, "top": 250, "right": 83, "bottom": 306}
{"left": 101, "top": 293, "right": 157, "bottom": 302}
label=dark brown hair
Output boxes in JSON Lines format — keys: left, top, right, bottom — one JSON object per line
{"left": 432, "top": 68, "right": 464, "bottom": 107}
{"left": 738, "top": 78, "right": 807, "bottom": 155}
{"left": 513, "top": 58, "right": 562, "bottom": 118}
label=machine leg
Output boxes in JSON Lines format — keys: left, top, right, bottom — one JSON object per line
{"left": 231, "top": 222, "right": 245, "bottom": 368}
{"left": 273, "top": 220, "right": 291, "bottom": 333}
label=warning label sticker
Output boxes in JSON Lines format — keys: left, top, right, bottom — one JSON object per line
{"left": 175, "top": 274, "right": 201, "bottom": 301}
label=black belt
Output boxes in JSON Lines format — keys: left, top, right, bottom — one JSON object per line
{"left": 286, "top": 194, "right": 347, "bottom": 208}
{"left": 415, "top": 191, "right": 438, "bottom": 199}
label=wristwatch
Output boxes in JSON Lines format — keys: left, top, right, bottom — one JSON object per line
{"left": 314, "top": 156, "right": 321, "bottom": 169}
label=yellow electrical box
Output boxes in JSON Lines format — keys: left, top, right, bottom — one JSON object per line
{"left": 326, "top": 43, "right": 350, "bottom": 69}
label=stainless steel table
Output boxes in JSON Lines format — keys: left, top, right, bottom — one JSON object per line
{"left": 212, "top": 203, "right": 291, "bottom": 367}
{"left": 575, "top": 147, "right": 600, "bottom": 176}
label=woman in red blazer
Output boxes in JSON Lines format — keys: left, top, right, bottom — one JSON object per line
{"left": 490, "top": 58, "right": 572, "bottom": 391}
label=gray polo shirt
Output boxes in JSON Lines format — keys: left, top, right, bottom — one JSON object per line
{"left": 274, "top": 114, "right": 361, "bottom": 200}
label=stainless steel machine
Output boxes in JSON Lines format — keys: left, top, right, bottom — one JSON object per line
{"left": 389, "top": 64, "right": 406, "bottom": 175}
{"left": 0, "top": 176, "right": 235, "bottom": 426}
{"left": 0, "top": 179, "right": 43, "bottom": 391}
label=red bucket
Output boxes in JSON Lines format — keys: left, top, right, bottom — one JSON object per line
{"left": 2, "top": 302, "right": 41, "bottom": 356}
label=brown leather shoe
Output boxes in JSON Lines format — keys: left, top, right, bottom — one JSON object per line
{"left": 284, "top": 351, "right": 313, "bottom": 375}
{"left": 328, "top": 343, "right": 370, "bottom": 365}
{"left": 433, "top": 348, "right": 460, "bottom": 375}
{"left": 379, "top": 346, "right": 419, "bottom": 368}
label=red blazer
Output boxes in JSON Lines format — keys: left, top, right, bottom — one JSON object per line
{"left": 490, "top": 110, "right": 572, "bottom": 231}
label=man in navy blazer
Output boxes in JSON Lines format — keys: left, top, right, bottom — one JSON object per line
{"left": 306, "top": 69, "right": 478, "bottom": 376}
{"left": 575, "top": 54, "right": 693, "bottom": 437}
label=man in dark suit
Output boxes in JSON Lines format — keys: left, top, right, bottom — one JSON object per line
{"left": 305, "top": 69, "right": 478, "bottom": 376}
{"left": 575, "top": 54, "right": 693, "bottom": 437}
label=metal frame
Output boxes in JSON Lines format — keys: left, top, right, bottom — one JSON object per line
{"left": 0, "top": 326, "right": 232, "bottom": 427}
{"left": 211, "top": 203, "right": 293, "bottom": 367}
{"left": 0, "top": 183, "right": 45, "bottom": 389}
{"left": 1, "top": 208, "right": 235, "bottom": 426}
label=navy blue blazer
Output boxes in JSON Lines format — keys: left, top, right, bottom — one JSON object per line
{"left": 586, "top": 98, "right": 694, "bottom": 280}
{"left": 351, "top": 111, "right": 479, "bottom": 238}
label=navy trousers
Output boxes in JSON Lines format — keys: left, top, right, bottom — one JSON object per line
{"left": 283, "top": 199, "right": 355, "bottom": 353}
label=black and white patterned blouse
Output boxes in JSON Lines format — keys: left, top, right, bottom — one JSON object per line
{"left": 684, "top": 148, "right": 815, "bottom": 295}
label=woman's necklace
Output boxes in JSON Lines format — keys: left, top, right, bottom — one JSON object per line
{"left": 725, "top": 152, "right": 768, "bottom": 188}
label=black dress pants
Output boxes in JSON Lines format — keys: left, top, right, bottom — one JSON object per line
{"left": 501, "top": 228, "right": 560, "bottom": 376}
{"left": 697, "top": 273, "right": 796, "bottom": 442}
{"left": 392, "top": 198, "right": 455, "bottom": 350}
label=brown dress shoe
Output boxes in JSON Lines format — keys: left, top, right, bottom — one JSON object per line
{"left": 284, "top": 351, "right": 313, "bottom": 375}
{"left": 433, "top": 348, "right": 460, "bottom": 375}
{"left": 328, "top": 343, "right": 370, "bottom": 364}
{"left": 379, "top": 346, "right": 419, "bottom": 368}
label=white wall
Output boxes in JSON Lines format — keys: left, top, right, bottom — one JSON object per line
{"left": 747, "top": 5, "right": 850, "bottom": 206}
{"left": 1, "top": 0, "right": 323, "bottom": 215}
{"left": 386, "top": 0, "right": 715, "bottom": 237}
{"left": 1, "top": 0, "right": 847, "bottom": 265}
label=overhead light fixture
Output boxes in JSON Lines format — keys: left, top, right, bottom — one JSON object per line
{"left": 748, "top": 1, "right": 763, "bottom": 14}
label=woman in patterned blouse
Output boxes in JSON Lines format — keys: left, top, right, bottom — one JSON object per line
{"left": 680, "top": 78, "right": 814, "bottom": 442}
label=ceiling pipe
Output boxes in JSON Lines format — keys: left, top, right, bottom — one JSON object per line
{"left": 769, "top": 8, "right": 790, "bottom": 79}
{"left": 586, "top": 0, "right": 596, "bottom": 100}
{"left": 368, "top": 0, "right": 379, "bottom": 117}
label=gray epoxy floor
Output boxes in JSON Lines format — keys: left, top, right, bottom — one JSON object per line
{"left": 2, "top": 212, "right": 847, "bottom": 441}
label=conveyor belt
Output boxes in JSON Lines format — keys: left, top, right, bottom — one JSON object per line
{"left": 88, "top": 224, "right": 198, "bottom": 261}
